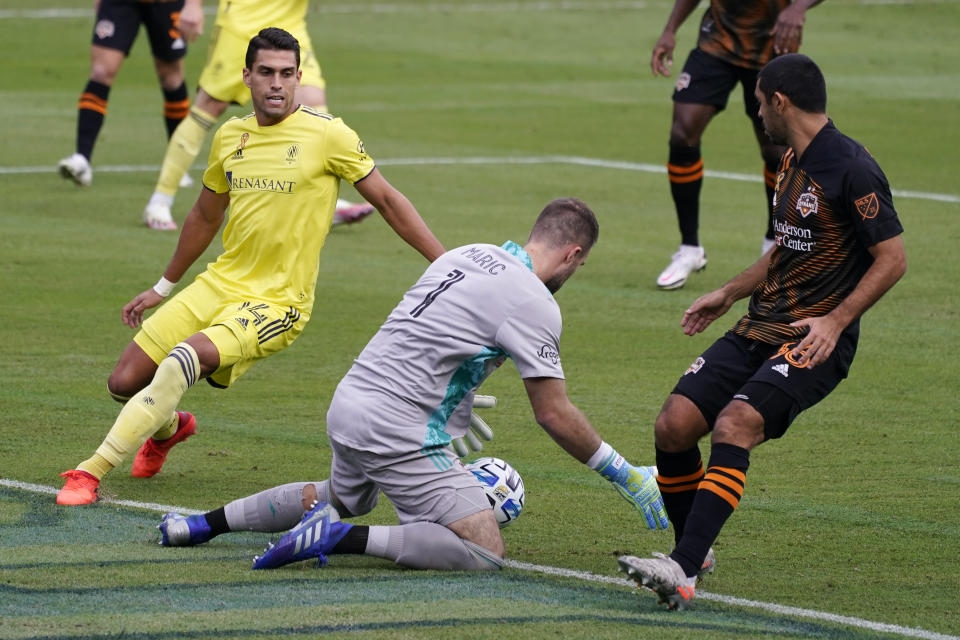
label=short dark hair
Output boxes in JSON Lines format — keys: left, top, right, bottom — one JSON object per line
{"left": 529, "top": 198, "right": 599, "bottom": 251}
{"left": 245, "top": 27, "right": 300, "bottom": 70}
{"left": 757, "top": 53, "right": 827, "bottom": 113}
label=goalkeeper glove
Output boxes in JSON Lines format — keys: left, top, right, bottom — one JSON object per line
{"left": 451, "top": 395, "right": 496, "bottom": 457}
{"left": 592, "top": 445, "right": 668, "bottom": 531}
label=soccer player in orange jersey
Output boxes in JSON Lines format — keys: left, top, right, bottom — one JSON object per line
{"left": 620, "top": 54, "right": 906, "bottom": 610}
{"left": 650, "top": 0, "right": 822, "bottom": 290}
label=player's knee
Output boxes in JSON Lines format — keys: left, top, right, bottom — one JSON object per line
{"left": 106, "top": 369, "right": 140, "bottom": 402}
{"left": 713, "top": 402, "right": 764, "bottom": 449}
{"left": 654, "top": 396, "right": 706, "bottom": 451}
{"left": 468, "top": 527, "right": 505, "bottom": 560}
{"left": 89, "top": 66, "right": 118, "bottom": 85}
{"left": 156, "top": 64, "right": 185, "bottom": 90}
{"left": 669, "top": 127, "right": 701, "bottom": 148}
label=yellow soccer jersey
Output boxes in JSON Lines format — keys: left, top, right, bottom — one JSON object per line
{"left": 215, "top": 0, "right": 307, "bottom": 38}
{"left": 201, "top": 105, "right": 376, "bottom": 315}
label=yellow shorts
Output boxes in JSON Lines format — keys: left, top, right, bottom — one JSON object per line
{"left": 198, "top": 24, "right": 325, "bottom": 105}
{"left": 134, "top": 277, "right": 307, "bottom": 388}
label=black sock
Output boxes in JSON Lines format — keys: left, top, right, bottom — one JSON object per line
{"left": 332, "top": 524, "right": 368, "bottom": 554}
{"left": 668, "top": 143, "right": 703, "bottom": 246}
{"left": 655, "top": 446, "right": 704, "bottom": 545}
{"left": 162, "top": 82, "right": 189, "bottom": 138}
{"left": 76, "top": 79, "right": 111, "bottom": 160}
{"left": 671, "top": 442, "right": 750, "bottom": 577}
{"left": 203, "top": 507, "right": 230, "bottom": 537}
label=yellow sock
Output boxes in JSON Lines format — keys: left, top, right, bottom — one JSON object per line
{"left": 88, "top": 343, "right": 201, "bottom": 473}
{"left": 152, "top": 412, "right": 179, "bottom": 441}
{"left": 154, "top": 105, "right": 217, "bottom": 197}
{"left": 77, "top": 453, "right": 114, "bottom": 480}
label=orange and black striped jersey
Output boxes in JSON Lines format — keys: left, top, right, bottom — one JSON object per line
{"left": 697, "top": 0, "right": 789, "bottom": 70}
{"left": 732, "top": 121, "right": 904, "bottom": 344}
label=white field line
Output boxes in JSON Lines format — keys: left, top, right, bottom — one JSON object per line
{"left": 2, "top": 477, "right": 957, "bottom": 640}
{"left": 2, "top": 156, "right": 958, "bottom": 204}
{"left": 2, "top": 0, "right": 958, "bottom": 19}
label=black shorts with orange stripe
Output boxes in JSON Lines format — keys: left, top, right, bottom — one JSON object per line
{"left": 672, "top": 330, "right": 857, "bottom": 441}
{"left": 92, "top": 0, "right": 186, "bottom": 62}
{"left": 672, "top": 48, "right": 762, "bottom": 126}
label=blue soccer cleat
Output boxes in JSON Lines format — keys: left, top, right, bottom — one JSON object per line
{"left": 252, "top": 501, "right": 351, "bottom": 570}
{"left": 158, "top": 512, "right": 213, "bottom": 546}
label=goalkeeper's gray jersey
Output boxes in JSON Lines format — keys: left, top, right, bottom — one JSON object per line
{"left": 326, "top": 241, "right": 563, "bottom": 456}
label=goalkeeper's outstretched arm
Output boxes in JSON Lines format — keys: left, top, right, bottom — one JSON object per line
{"left": 522, "top": 376, "right": 669, "bottom": 531}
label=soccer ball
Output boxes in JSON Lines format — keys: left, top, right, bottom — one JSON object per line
{"left": 466, "top": 456, "right": 525, "bottom": 528}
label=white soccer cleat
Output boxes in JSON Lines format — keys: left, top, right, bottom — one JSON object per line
{"left": 143, "top": 203, "right": 178, "bottom": 231}
{"left": 179, "top": 172, "right": 194, "bottom": 188}
{"left": 58, "top": 153, "right": 92, "bottom": 186}
{"left": 618, "top": 552, "right": 697, "bottom": 610}
{"left": 332, "top": 198, "right": 375, "bottom": 226}
{"left": 656, "top": 244, "right": 707, "bottom": 290}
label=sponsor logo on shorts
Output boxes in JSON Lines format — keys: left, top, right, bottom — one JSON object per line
{"left": 171, "top": 37, "right": 185, "bottom": 51}
{"left": 855, "top": 192, "right": 879, "bottom": 219}
{"left": 94, "top": 19, "right": 115, "bottom": 40}
{"left": 772, "top": 364, "right": 789, "bottom": 378}
{"left": 675, "top": 72, "right": 691, "bottom": 92}
{"left": 537, "top": 344, "right": 560, "bottom": 365}
{"left": 684, "top": 356, "right": 705, "bottom": 375}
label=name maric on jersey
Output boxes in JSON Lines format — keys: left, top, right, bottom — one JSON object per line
{"left": 460, "top": 246, "right": 507, "bottom": 275}
{"left": 773, "top": 220, "right": 816, "bottom": 252}
{"left": 226, "top": 173, "right": 296, "bottom": 194}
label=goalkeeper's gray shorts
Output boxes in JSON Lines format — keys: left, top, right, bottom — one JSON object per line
{"left": 327, "top": 437, "right": 489, "bottom": 526}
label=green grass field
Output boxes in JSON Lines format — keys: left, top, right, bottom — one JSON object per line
{"left": 1, "top": 1, "right": 958, "bottom": 638}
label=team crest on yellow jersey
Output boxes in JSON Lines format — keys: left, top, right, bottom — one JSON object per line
{"left": 234, "top": 133, "right": 249, "bottom": 160}
{"left": 796, "top": 189, "right": 818, "bottom": 218}
{"left": 285, "top": 144, "right": 301, "bottom": 165}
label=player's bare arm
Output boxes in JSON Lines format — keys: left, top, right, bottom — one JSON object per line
{"left": 651, "top": 0, "right": 701, "bottom": 76}
{"left": 682, "top": 251, "right": 772, "bottom": 335}
{"left": 121, "top": 188, "right": 228, "bottom": 329}
{"left": 179, "top": 0, "right": 205, "bottom": 43}
{"left": 354, "top": 169, "right": 445, "bottom": 262}
{"left": 522, "top": 377, "right": 602, "bottom": 463}
{"left": 771, "top": 0, "right": 823, "bottom": 54}
{"left": 789, "top": 234, "right": 906, "bottom": 367}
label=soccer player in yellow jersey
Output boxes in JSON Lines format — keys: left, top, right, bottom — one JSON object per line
{"left": 143, "top": 0, "right": 373, "bottom": 230}
{"left": 57, "top": 28, "right": 446, "bottom": 506}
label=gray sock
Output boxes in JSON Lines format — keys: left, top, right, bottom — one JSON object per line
{"left": 223, "top": 481, "right": 330, "bottom": 532}
{"left": 367, "top": 522, "right": 504, "bottom": 570}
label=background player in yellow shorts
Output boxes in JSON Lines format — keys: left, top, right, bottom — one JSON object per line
{"left": 142, "top": 0, "right": 373, "bottom": 230}
{"left": 57, "top": 28, "right": 446, "bottom": 506}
